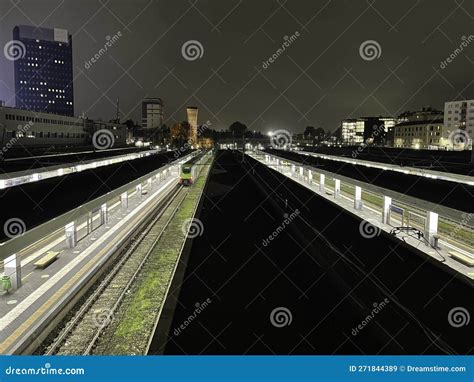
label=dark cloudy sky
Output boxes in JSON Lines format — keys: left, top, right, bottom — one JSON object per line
{"left": 0, "top": 0, "right": 473, "bottom": 133}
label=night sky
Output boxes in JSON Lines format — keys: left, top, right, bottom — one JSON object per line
{"left": 0, "top": 0, "right": 473, "bottom": 133}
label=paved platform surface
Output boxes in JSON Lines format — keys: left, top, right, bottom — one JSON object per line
{"left": 266, "top": 149, "right": 473, "bottom": 213}
{"left": 252, "top": 152, "right": 473, "bottom": 280}
{"left": 301, "top": 151, "right": 474, "bottom": 185}
{"left": 0, "top": 150, "right": 187, "bottom": 241}
{"left": 0, "top": 173, "right": 178, "bottom": 354}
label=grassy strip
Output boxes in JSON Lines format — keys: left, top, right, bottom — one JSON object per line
{"left": 313, "top": 173, "right": 472, "bottom": 247}
{"left": 95, "top": 158, "right": 212, "bottom": 354}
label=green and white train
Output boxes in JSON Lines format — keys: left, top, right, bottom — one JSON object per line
{"left": 179, "top": 151, "right": 209, "bottom": 186}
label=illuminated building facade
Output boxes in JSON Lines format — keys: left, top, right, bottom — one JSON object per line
{"left": 13, "top": 25, "right": 74, "bottom": 116}
{"left": 142, "top": 98, "right": 164, "bottom": 128}
{"left": 186, "top": 106, "right": 198, "bottom": 145}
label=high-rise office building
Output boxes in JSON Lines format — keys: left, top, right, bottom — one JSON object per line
{"left": 186, "top": 106, "right": 198, "bottom": 145}
{"left": 141, "top": 98, "right": 164, "bottom": 128}
{"left": 13, "top": 25, "right": 74, "bottom": 116}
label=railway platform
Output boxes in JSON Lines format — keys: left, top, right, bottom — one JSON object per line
{"left": 0, "top": 166, "right": 181, "bottom": 354}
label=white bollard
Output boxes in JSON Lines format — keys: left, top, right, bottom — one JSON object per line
{"left": 121, "top": 192, "right": 128, "bottom": 208}
{"left": 382, "top": 196, "right": 392, "bottom": 224}
{"left": 354, "top": 186, "right": 362, "bottom": 210}
{"left": 65, "top": 221, "right": 77, "bottom": 248}
{"left": 334, "top": 179, "right": 341, "bottom": 198}
{"left": 101, "top": 203, "right": 108, "bottom": 224}
{"left": 425, "top": 211, "right": 439, "bottom": 247}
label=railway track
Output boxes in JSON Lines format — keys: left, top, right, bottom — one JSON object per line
{"left": 44, "top": 185, "right": 189, "bottom": 355}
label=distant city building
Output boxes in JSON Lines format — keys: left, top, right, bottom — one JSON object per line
{"left": 186, "top": 106, "right": 198, "bottom": 145}
{"left": 444, "top": 100, "right": 474, "bottom": 149}
{"left": 13, "top": 25, "right": 74, "bottom": 116}
{"left": 341, "top": 117, "right": 395, "bottom": 145}
{"left": 141, "top": 98, "right": 164, "bottom": 129}
{"left": 393, "top": 119, "right": 445, "bottom": 150}
{"left": 0, "top": 105, "right": 126, "bottom": 149}
{"left": 292, "top": 133, "right": 318, "bottom": 147}
{"left": 83, "top": 119, "right": 128, "bottom": 147}
{"left": 341, "top": 119, "right": 365, "bottom": 145}
{"left": 390, "top": 107, "right": 445, "bottom": 149}
{"left": 398, "top": 107, "right": 443, "bottom": 123}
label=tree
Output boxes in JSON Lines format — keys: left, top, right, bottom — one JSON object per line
{"left": 229, "top": 121, "right": 247, "bottom": 137}
{"left": 159, "top": 124, "right": 170, "bottom": 144}
{"left": 170, "top": 122, "right": 189, "bottom": 147}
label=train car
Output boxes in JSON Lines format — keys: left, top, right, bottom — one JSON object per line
{"left": 179, "top": 151, "right": 206, "bottom": 185}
